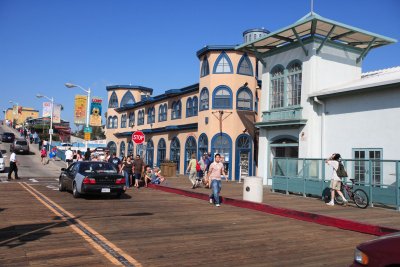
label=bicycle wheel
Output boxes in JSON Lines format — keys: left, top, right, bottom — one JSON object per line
{"left": 334, "top": 191, "right": 345, "bottom": 205}
{"left": 353, "top": 189, "right": 369, "bottom": 209}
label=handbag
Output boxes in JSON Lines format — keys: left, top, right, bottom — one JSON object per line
{"left": 196, "top": 160, "right": 201, "bottom": 172}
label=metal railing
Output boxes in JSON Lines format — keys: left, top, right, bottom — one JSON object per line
{"left": 271, "top": 157, "right": 400, "bottom": 211}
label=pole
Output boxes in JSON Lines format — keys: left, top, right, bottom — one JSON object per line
{"left": 85, "top": 88, "right": 91, "bottom": 150}
{"left": 49, "top": 97, "right": 54, "bottom": 150}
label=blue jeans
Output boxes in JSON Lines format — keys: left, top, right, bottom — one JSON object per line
{"left": 209, "top": 180, "right": 221, "bottom": 204}
{"left": 124, "top": 171, "right": 131, "bottom": 187}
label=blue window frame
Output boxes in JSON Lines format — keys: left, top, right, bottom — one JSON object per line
{"left": 200, "top": 56, "right": 210, "bottom": 77}
{"left": 108, "top": 92, "right": 119, "bottom": 108}
{"left": 213, "top": 52, "right": 233, "bottom": 74}
{"left": 186, "top": 98, "right": 193, "bottom": 118}
{"left": 197, "top": 133, "right": 208, "bottom": 159}
{"left": 158, "top": 104, "right": 167, "bottom": 122}
{"left": 121, "top": 114, "right": 127, "bottom": 128}
{"left": 146, "top": 140, "right": 154, "bottom": 167}
{"left": 107, "top": 141, "right": 117, "bottom": 155}
{"left": 120, "top": 141, "right": 126, "bottom": 158}
{"left": 211, "top": 133, "right": 232, "bottom": 180}
{"left": 236, "top": 87, "right": 253, "bottom": 110}
{"left": 237, "top": 54, "right": 254, "bottom": 76}
{"left": 138, "top": 109, "right": 144, "bottom": 125}
{"left": 107, "top": 116, "right": 112, "bottom": 129}
{"left": 157, "top": 139, "right": 166, "bottom": 166}
{"left": 235, "top": 134, "right": 253, "bottom": 181}
{"left": 112, "top": 116, "right": 118, "bottom": 129}
{"left": 120, "top": 91, "right": 135, "bottom": 107}
{"left": 170, "top": 137, "right": 180, "bottom": 173}
{"left": 127, "top": 141, "right": 134, "bottom": 156}
{"left": 184, "top": 136, "right": 197, "bottom": 171}
{"left": 171, "top": 101, "right": 181, "bottom": 120}
{"left": 192, "top": 96, "right": 198, "bottom": 116}
{"left": 212, "top": 85, "right": 233, "bottom": 109}
{"left": 199, "top": 88, "right": 209, "bottom": 111}
{"left": 128, "top": 112, "right": 135, "bottom": 127}
{"left": 147, "top": 107, "right": 155, "bottom": 124}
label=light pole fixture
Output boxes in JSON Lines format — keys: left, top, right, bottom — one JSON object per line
{"left": 36, "top": 94, "right": 54, "bottom": 149}
{"left": 65, "top": 82, "right": 91, "bottom": 150}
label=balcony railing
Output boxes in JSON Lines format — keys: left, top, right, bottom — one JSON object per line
{"left": 257, "top": 107, "right": 306, "bottom": 127}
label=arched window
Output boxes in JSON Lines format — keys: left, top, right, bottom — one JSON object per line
{"left": 270, "top": 65, "right": 285, "bottom": 109}
{"left": 171, "top": 101, "right": 181, "bottom": 120}
{"left": 198, "top": 133, "right": 208, "bottom": 159}
{"left": 147, "top": 107, "right": 155, "bottom": 124}
{"left": 107, "top": 116, "right": 112, "bottom": 129}
{"left": 120, "top": 141, "right": 126, "bottom": 157}
{"left": 211, "top": 133, "right": 232, "bottom": 179}
{"left": 186, "top": 98, "right": 193, "bottom": 117}
{"left": 120, "top": 91, "right": 135, "bottom": 107}
{"left": 107, "top": 141, "right": 117, "bottom": 155}
{"left": 146, "top": 140, "right": 154, "bottom": 167}
{"left": 237, "top": 54, "right": 254, "bottom": 76}
{"left": 170, "top": 137, "right": 180, "bottom": 172}
{"left": 199, "top": 88, "right": 209, "bottom": 111}
{"left": 128, "top": 112, "right": 135, "bottom": 127}
{"left": 158, "top": 104, "right": 167, "bottom": 122}
{"left": 237, "top": 87, "right": 253, "bottom": 110}
{"left": 184, "top": 136, "right": 197, "bottom": 171}
{"left": 112, "top": 116, "right": 118, "bottom": 129}
{"left": 157, "top": 139, "right": 166, "bottom": 166}
{"left": 121, "top": 114, "right": 127, "bottom": 128}
{"left": 212, "top": 85, "right": 233, "bottom": 109}
{"left": 287, "top": 61, "right": 302, "bottom": 106}
{"left": 213, "top": 52, "right": 233, "bottom": 74}
{"left": 138, "top": 109, "right": 144, "bottom": 125}
{"left": 108, "top": 92, "right": 118, "bottom": 108}
{"left": 127, "top": 141, "right": 134, "bottom": 156}
{"left": 192, "top": 96, "right": 198, "bottom": 116}
{"left": 200, "top": 56, "right": 210, "bottom": 77}
{"left": 235, "top": 134, "right": 252, "bottom": 180}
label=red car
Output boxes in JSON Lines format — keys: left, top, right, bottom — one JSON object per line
{"left": 351, "top": 231, "right": 400, "bottom": 266}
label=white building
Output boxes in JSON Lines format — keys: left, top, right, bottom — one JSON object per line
{"left": 236, "top": 12, "right": 398, "bottom": 186}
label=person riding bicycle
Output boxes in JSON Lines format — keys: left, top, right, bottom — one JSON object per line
{"left": 325, "top": 153, "right": 348, "bottom": 206}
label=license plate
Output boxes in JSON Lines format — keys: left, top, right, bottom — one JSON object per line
{"left": 19, "top": 150, "right": 24, "bottom": 152}
{"left": 101, "top": 188, "right": 111, "bottom": 193}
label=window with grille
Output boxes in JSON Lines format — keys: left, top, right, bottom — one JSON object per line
{"left": 213, "top": 86, "right": 232, "bottom": 109}
{"left": 213, "top": 52, "right": 233, "bottom": 74}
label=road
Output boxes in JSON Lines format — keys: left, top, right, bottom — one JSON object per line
{"left": 0, "top": 124, "right": 376, "bottom": 267}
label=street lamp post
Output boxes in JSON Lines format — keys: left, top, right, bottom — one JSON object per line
{"left": 8, "top": 100, "right": 19, "bottom": 127}
{"left": 65, "top": 83, "right": 91, "bottom": 150}
{"left": 36, "top": 94, "right": 54, "bottom": 149}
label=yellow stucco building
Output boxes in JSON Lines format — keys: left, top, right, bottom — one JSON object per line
{"left": 5, "top": 106, "right": 39, "bottom": 126}
{"left": 105, "top": 29, "right": 269, "bottom": 180}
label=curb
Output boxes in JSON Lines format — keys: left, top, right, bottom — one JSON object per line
{"left": 148, "top": 184, "right": 400, "bottom": 237}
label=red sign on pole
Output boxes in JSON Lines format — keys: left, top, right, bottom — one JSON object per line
{"left": 132, "top": 131, "right": 145, "bottom": 144}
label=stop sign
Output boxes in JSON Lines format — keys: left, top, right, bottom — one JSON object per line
{"left": 132, "top": 131, "right": 145, "bottom": 144}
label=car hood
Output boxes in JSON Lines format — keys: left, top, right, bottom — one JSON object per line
{"left": 358, "top": 231, "right": 400, "bottom": 253}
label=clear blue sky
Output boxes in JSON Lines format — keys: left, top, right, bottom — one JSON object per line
{"left": 1, "top": 0, "right": 399, "bottom": 129}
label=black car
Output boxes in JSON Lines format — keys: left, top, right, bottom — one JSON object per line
{"left": 58, "top": 161, "right": 126, "bottom": 198}
{"left": 2, "top": 132, "right": 15, "bottom": 143}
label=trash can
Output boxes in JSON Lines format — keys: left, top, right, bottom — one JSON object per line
{"left": 243, "top": 176, "right": 263, "bottom": 203}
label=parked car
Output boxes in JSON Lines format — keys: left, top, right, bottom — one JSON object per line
{"left": 10, "top": 139, "right": 30, "bottom": 154}
{"left": 2, "top": 132, "right": 15, "bottom": 143}
{"left": 0, "top": 151, "right": 5, "bottom": 172}
{"left": 351, "top": 231, "right": 400, "bottom": 266}
{"left": 58, "top": 161, "right": 126, "bottom": 198}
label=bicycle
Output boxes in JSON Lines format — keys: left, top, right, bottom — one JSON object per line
{"left": 333, "top": 178, "right": 369, "bottom": 209}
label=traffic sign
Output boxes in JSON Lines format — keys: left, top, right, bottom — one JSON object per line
{"left": 84, "top": 126, "right": 92, "bottom": 133}
{"left": 132, "top": 131, "right": 145, "bottom": 144}
{"left": 48, "top": 129, "right": 53, "bottom": 135}
{"left": 84, "top": 132, "right": 91, "bottom": 141}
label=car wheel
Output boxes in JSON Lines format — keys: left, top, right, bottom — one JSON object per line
{"left": 59, "top": 178, "right": 66, "bottom": 192}
{"left": 72, "top": 182, "right": 80, "bottom": 198}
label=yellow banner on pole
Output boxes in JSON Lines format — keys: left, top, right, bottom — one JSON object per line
{"left": 84, "top": 132, "right": 91, "bottom": 141}
{"left": 74, "top": 95, "right": 87, "bottom": 125}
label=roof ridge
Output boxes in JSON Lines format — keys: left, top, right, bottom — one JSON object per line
{"left": 362, "top": 66, "right": 400, "bottom": 78}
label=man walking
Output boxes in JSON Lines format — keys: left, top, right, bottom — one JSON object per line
{"left": 207, "top": 153, "right": 226, "bottom": 207}
{"left": 133, "top": 155, "right": 145, "bottom": 188}
{"left": 65, "top": 147, "right": 73, "bottom": 167}
{"left": 7, "top": 150, "right": 19, "bottom": 180}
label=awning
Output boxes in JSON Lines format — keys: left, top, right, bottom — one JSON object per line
{"left": 236, "top": 12, "right": 396, "bottom": 63}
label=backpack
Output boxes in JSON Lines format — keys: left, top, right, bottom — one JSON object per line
{"left": 196, "top": 160, "right": 201, "bottom": 172}
{"left": 336, "top": 162, "right": 348, "bottom": 177}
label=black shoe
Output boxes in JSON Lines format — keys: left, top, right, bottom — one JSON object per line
{"left": 191, "top": 185, "right": 196, "bottom": 189}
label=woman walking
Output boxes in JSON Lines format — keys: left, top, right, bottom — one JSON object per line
{"left": 186, "top": 153, "right": 197, "bottom": 189}
{"left": 122, "top": 156, "right": 134, "bottom": 188}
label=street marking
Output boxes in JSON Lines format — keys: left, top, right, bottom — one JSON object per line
{"left": 19, "top": 182, "right": 142, "bottom": 267}
{"left": 46, "top": 185, "right": 58, "bottom": 191}
{"left": 29, "top": 178, "right": 39, "bottom": 183}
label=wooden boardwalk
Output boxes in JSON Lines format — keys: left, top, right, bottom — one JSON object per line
{"left": 0, "top": 177, "right": 399, "bottom": 266}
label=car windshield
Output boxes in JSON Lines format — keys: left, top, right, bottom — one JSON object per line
{"left": 78, "top": 162, "right": 117, "bottom": 174}
{"left": 4, "top": 133, "right": 14, "bottom": 136}
{"left": 16, "top": 141, "right": 28, "bottom": 145}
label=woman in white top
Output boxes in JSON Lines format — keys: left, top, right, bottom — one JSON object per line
{"left": 325, "top": 153, "right": 348, "bottom": 206}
